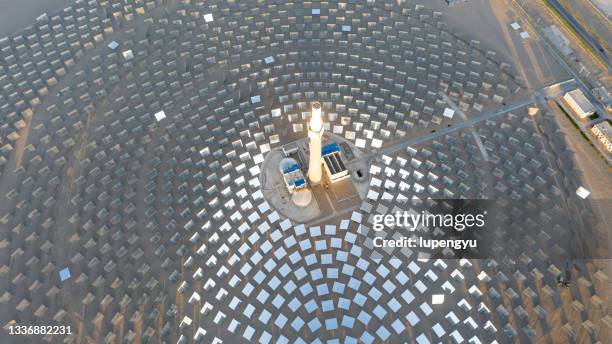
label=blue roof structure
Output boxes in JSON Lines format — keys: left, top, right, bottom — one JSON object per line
{"left": 283, "top": 163, "right": 300, "bottom": 174}
{"left": 322, "top": 142, "right": 341, "bottom": 156}
{"left": 108, "top": 41, "right": 119, "bottom": 50}
{"left": 59, "top": 267, "right": 71, "bottom": 281}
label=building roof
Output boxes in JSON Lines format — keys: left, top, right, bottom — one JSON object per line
{"left": 283, "top": 163, "right": 300, "bottom": 174}
{"left": 564, "top": 89, "right": 595, "bottom": 115}
{"left": 592, "top": 121, "right": 611, "bottom": 137}
{"left": 323, "top": 151, "right": 347, "bottom": 176}
{"left": 322, "top": 142, "right": 341, "bottom": 156}
{"left": 594, "top": 121, "right": 612, "bottom": 135}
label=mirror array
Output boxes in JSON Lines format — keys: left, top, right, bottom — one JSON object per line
{"left": 0, "top": 0, "right": 608, "bottom": 343}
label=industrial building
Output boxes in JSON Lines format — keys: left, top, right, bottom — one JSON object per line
{"left": 279, "top": 158, "right": 307, "bottom": 193}
{"left": 321, "top": 142, "right": 350, "bottom": 183}
{"left": 591, "top": 121, "right": 612, "bottom": 152}
{"left": 563, "top": 88, "right": 595, "bottom": 120}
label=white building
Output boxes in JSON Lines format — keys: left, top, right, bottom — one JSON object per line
{"left": 590, "top": 121, "right": 612, "bottom": 152}
{"left": 563, "top": 89, "right": 595, "bottom": 120}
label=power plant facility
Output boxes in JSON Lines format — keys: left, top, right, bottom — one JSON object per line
{"left": 563, "top": 88, "right": 596, "bottom": 120}
{"left": 0, "top": 0, "right": 609, "bottom": 343}
{"left": 274, "top": 102, "right": 357, "bottom": 209}
{"left": 279, "top": 158, "right": 306, "bottom": 193}
{"left": 321, "top": 142, "right": 349, "bottom": 184}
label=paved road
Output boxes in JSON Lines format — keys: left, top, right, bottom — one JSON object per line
{"left": 439, "top": 92, "right": 491, "bottom": 162}
{"left": 367, "top": 97, "right": 534, "bottom": 160}
{"left": 546, "top": 0, "right": 610, "bottom": 70}
{"left": 511, "top": 0, "right": 610, "bottom": 123}
{"left": 511, "top": 0, "right": 611, "bottom": 162}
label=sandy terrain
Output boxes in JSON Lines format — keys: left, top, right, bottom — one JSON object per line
{"left": 559, "top": 0, "right": 612, "bottom": 54}
{"left": 591, "top": 0, "right": 612, "bottom": 18}
{"left": 424, "top": 0, "right": 569, "bottom": 87}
